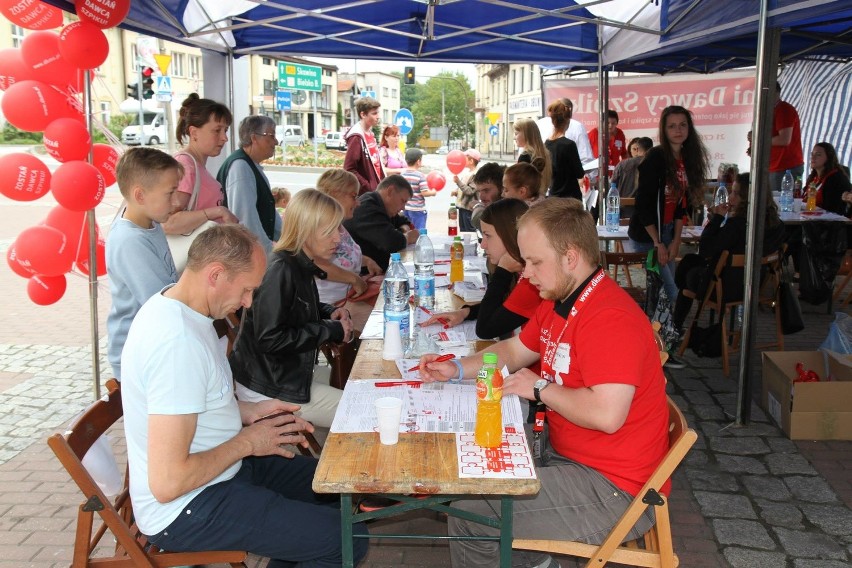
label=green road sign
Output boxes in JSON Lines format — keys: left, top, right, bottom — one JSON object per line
{"left": 278, "top": 61, "right": 321, "bottom": 92}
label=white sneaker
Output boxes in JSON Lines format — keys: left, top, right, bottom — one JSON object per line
{"left": 530, "top": 555, "right": 561, "bottom": 568}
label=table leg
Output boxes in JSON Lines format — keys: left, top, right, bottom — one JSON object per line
{"left": 499, "top": 496, "right": 513, "bottom": 568}
{"left": 340, "top": 493, "right": 354, "bottom": 568}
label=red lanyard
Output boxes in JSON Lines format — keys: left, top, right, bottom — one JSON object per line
{"left": 542, "top": 268, "right": 606, "bottom": 369}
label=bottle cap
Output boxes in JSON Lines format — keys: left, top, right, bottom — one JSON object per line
{"left": 454, "top": 236, "right": 462, "bottom": 242}
{"left": 483, "top": 352, "right": 498, "bottom": 364}
{"left": 420, "top": 229, "right": 427, "bottom": 235}
{"left": 390, "top": 252, "right": 401, "bottom": 261}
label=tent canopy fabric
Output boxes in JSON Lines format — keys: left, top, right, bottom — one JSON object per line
{"left": 43, "top": 1, "right": 850, "bottom": 73}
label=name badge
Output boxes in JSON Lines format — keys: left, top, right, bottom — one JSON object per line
{"left": 553, "top": 343, "right": 571, "bottom": 378}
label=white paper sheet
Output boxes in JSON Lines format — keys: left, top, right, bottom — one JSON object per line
{"left": 456, "top": 430, "right": 537, "bottom": 479}
{"left": 330, "top": 380, "right": 526, "bottom": 434}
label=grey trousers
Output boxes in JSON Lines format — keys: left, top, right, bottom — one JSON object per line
{"left": 448, "top": 433, "right": 655, "bottom": 568}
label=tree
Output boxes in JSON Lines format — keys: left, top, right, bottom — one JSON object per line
{"left": 336, "top": 101, "right": 343, "bottom": 130}
{"left": 411, "top": 72, "right": 473, "bottom": 147}
{"left": 391, "top": 71, "right": 423, "bottom": 144}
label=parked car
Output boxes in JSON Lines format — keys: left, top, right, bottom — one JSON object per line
{"left": 325, "top": 132, "right": 345, "bottom": 150}
{"left": 275, "top": 125, "right": 305, "bottom": 146}
{"left": 436, "top": 145, "right": 449, "bottom": 155}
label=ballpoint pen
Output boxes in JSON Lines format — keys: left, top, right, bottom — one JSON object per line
{"left": 375, "top": 380, "right": 422, "bottom": 387}
{"left": 408, "top": 353, "right": 454, "bottom": 372}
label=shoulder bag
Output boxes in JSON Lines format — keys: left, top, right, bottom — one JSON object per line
{"left": 166, "top": 152, "right": 218, "bottom": 274}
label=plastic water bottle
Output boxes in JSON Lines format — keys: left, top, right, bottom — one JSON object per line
{"left": 448, "top": 202, "right": 458, "bottom": 236}
{"left": 714, "top": 182, "right": 730, "bottom": 226}
{"left": 780, "top": 169, "right": 794, "bottom": 212}
{"left": 605, "top": 182, "right": 620, "bottom": 232}
{"left": 383, "top": 253, "right": 410, "bottom": 353}
{"left": 414, "top": 229, "right": 435, "bottom": 309}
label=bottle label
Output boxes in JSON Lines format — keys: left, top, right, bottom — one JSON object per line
{"left": 475, "top": 367, "right": 503, "bottom": 401}
{"left": 384, "top": 310, "right": 410, "bottom": 339}
{"left": 414, "top": 276, "right": 435, "bottom": 300}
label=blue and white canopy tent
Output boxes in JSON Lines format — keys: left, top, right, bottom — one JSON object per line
{"left": 41, "top": 0, "right": 851, "bottom": 421}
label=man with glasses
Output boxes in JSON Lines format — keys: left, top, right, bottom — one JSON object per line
{"left": 218, "top": 115, "right": 282, "bottom": 253}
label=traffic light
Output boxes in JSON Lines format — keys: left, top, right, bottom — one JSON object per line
{"left": 127, "top": 82, "right": 139, "bottom": 99}
{"left": 141, "top": 67, "right": 154, "bottom": 99}
{"left": 404, "top": 66, "right": 415, "bottom": 85}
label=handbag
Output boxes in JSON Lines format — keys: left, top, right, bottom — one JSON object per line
{"left": 166, "top": 153, "right": 218, "bottom": 274}
{"left": 779, "top": 261, "right": 805, "bottom": 335}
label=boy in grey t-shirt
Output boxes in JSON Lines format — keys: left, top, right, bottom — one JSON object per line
{"left": 106, "top": 148, "right": 183, "bottom": 380}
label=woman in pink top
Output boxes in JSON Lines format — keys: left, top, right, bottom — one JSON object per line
{"left": 163, "top": 94, "right": 239, "bottom": 237}
{"left": 379, "top": 125, "right": 406, "bottom": 175}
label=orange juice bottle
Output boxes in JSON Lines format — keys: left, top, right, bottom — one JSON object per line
{"left": 450, "top": 236, "right": 465, "bottom": 283}
{"left": 474, "top": 352, "right": 503, "bottom": 448}
{"left": 806, "top": 183, "right": 817, "bottom": 212}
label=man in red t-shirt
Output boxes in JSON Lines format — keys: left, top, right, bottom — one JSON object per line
{"left": 588, "top": 109, "right": 629, "bottom": 172}
{"left": 420, "top": 199, "right": 670, "bottom": 568}
{"left": 768, "top": 82, "right": 804, "bottom": 192}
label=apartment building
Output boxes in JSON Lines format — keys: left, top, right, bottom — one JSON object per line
{"left": 475, "top": 63, "right": 544, "bottom": 156}
{"left": 337, "top": 71, "right": 401, "bottom": 130}
{"left": 251, "top": 56, "right": 338, "bottom": 140}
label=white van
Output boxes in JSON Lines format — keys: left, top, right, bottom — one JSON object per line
{"left": 275, "top": 125, "right": 305, "bottom": 146}
{"left": 121, "top": 111, "right": 168, "bottom": 146}
{"left": 325, "top": 132, "right": 345, "bottom": 150}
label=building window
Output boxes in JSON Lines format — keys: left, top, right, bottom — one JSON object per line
{"left": 529, "top": 65, "right": 535, "bottom": 90}
{"left": 189, "top": 55, "right": 201, "bottom": 78}
{"left": 262, "top": 57, "right": 272, "bottom": 66}
{"left": 520, "top": 69, "right": 525, "bottom": 93}
{"left": 100, "top": 102, "right": 111, "bottom": 125}
{"left": 391, "top": 88, "right": 397, "bottom": 98}
{"left": 511, "top": 69, "right": 516, "bottom": 95}
{"left": 323, "top": 68, "right": 333, "bottom": 77}
{"left": 383, "top": 87, "right": 389, "bottom": 97}
{"left": 263, "top": 79, "right": 275, "bottom": 96}
{"left": 321, "top": 84, "right": 332, "bottom": 109}
{"left": 172, "top": 53, "right": 186, "bottom": 77}
{"left": 10, "top": 24, "right": 24, "bottom": 48}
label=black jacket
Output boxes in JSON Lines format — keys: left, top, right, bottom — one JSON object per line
{"left": 343, "top": 191, "right": 411, "bottom": 271}
{"left": 628, "top": 146, "right": 687, "bottom": 243}
{"left": 229, "top": 250, "right": 343, "bottom": 404}
{"left": 545, "top": 137, "right": 584, "bottom": 199}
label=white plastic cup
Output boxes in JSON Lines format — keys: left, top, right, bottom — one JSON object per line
{"left": 382, "top": 321, "right": 404, "bottom": 361}
{"left": 462, "top": 233, "right": 473, "bottom": 245}
{"left": 793, "top": 198, "right": 803, "bottom": 213}
{"left": 375, "top": 397, "right": 403, "bottom": 445}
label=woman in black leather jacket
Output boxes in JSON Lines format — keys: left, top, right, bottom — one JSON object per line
{"left": 230, "top": 189, "right": 353, "bottom": 427}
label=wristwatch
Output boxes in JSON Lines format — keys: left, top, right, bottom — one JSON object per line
{"left": 533, "top": 379, "right": 550, "bottom": 404}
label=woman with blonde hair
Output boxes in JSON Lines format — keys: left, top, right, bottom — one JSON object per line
{"left": 513, "top": 118, "right": 551, "bottom": 195}
{"left": 545, "top": 99, "right": 584, "bottom": 200}
{"left": 315, "top": 168, "right": 384, "bottom": 330}
{"left": 229, "top": 189, "right": 353, "bottom": 428}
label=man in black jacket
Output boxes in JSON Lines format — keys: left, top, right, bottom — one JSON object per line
{"left": 344, "top": 174, "right": 419, "bottom": 271}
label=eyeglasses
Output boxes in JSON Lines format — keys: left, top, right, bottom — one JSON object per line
{"left": 257, "top": 132, "right": 278, "bottom": 140}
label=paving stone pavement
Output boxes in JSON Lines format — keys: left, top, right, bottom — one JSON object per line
{"left": 1, "top": 188, "right": 851, "bottom": 566}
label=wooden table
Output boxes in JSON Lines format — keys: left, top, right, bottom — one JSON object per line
{"left": 313, "top": 289, "right": 541, "bottom": 567}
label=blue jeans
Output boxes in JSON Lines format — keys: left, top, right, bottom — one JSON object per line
{"left": 147, "top": 455, "right": 369, "bottom": 568}
{"left": 624, "top": 223, "right": 678, "bottom": 301}
{"left": 406, "top": 210, "right": 427, "bottom": 230}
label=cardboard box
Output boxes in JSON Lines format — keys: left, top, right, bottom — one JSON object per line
{"left": 761, "top": 351, "right": 852, "bottom": 440}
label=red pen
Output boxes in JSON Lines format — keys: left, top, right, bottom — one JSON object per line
{"left": 375, "top": 380, "right": 421, "bottom": 387}
{"left": 407, "top": 353, "right": 454, "bottom": 372}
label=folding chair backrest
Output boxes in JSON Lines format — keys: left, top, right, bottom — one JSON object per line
{"left": 48, "top": 380, "right": 248, "bottom": 567}
{"left": 601, "top": 251, "right": 647, "bottom": 305}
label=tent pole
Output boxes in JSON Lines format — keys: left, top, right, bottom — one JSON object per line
{"left": 597, "top": 24, "right": 608, "bottom": 221}
{"left": 737, "top": 0, "right": 780, "bottom": 426}
{"left": 84, "top": 70, "right": 101, "bottom": 400}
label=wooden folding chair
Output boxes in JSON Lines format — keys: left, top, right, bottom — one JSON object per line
{"left": 47, "top": 380, "right": 248, "bottom": 568}
{"left": 677, "top": 251, "right": 745, "bottom": 376}
{"left": 214, "top": 313, "right": 323, "bottom": 457}
{"left": 612, "top": 197, "right": 638, "bottom": 285}
{"left": 514, "top": 397, "right": 697, "bottom": 567}
{"left": 601, "top": 251, "right": 647, "bottom": 305}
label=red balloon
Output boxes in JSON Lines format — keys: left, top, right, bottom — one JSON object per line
{"left": 51, "top": 161, "right": 105, "bottom": 211}
{"left": 0, "top": 0, "right": 63, "bottom": 31}
{"left": 43, "top": 118, "right": 91, "bottom": 163}
{"left": 426, "top": 170, "right": 446, "bottom": 191}
{"left": 76, "top": 235, "right": 106, "bottom": 277}
{"left": 0, "top": 153, "right": 50, "bottom": 201}
{"left": 58, "top": 21, "right": 109, "bottom": 70}
{"left": 0, "top": 48, "right": 34, "bottom": 91}
{"left": 92, "top": 143, "right": 120, "bottom": 186}
{"left": 446, "top": 150, "right": 466, "bottom": 175}
{"left": 44, "top": 205, "right": 87, "bottom": 257}
{"left": 6, "top": 243, "right": 36, "bottom": 278}
{"left": 14, "top": 225, "right": 74, "bottom": 276}
{"left": 27, "top": 274, "right": 67, "bottom": 306}
{"left": 75, "top": 0, "right": 130, "bottom": 29}
{"left": 21, "top": 31, "right": 81, "bottom": 91}
{"left": 1, "top": 80, "right": 81, "bottom": 132}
